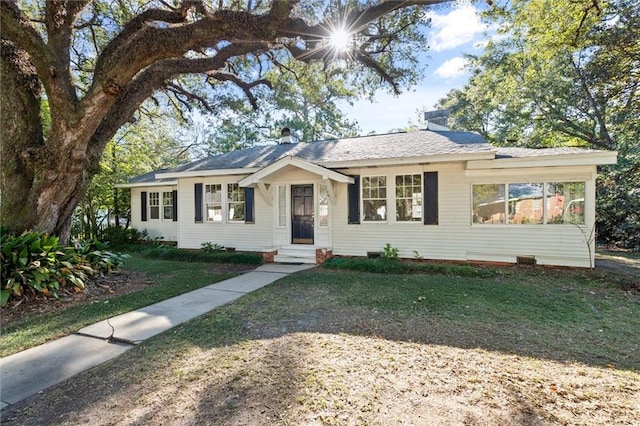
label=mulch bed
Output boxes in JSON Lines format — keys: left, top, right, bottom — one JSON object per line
{"left": 0, "top": 271, "right": 153, "bottom": 327}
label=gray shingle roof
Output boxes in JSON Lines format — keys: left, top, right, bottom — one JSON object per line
{"left": 163, "top": 129, "right": 493, "bottom": 175}
{"left": 495, "top": 146, "right": 602, "bottom": 159}
{"left": 126, "top": 130, "right": 610, "bottom": 184}
{"left": 127, "top": 169, "right": 174, "bottom": 184}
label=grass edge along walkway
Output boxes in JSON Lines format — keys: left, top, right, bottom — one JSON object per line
{"left": 1, "top": 255, "right": 241, "bottom": 357}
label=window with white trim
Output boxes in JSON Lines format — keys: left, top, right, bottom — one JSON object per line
{"left": 227, "top": 183, "right": 245, "bottom": 221}
{"left": 205, "top": 184, "right": 222, "bottom": 222}
{"left": 362, "top": 176, "right": 387, "bottom": 221}
{"left": 508, "top": 183, "right": 544, "bottom": 224}
{"left": 472, "top": 182, "right": 585, "bottom": 225}
{"left": 318, "top": 183, "right": 329, "bottom": 226}
{"left": 546, "top": 182, "right": 585, "bottom": 224}
{"left": 396, "top": 174, "right": 422, "bottom": 222}
{"left": 162, "top": 191, "right": 173, "bottom": 220}
{"left": 149, "top": 192, "right": 160, "bottom": 220}
{"left": 278, "top": 185, "right": 286, "bottom": 227}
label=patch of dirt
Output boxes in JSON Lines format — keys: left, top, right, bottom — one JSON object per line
{"left": 3, "top": 331, "right": 638, "bottom": 426}
{"left": 0, "top": 271, "right": 153, "bottom": 327}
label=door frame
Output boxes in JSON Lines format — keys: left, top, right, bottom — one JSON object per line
{"left": 291, "top": 184, "right": 314, "bottom": 244}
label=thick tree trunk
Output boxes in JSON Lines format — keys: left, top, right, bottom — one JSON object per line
{"left": 1, "top": 42, "right": 99, "bottom": 242}
{"left": 1, "top": 41, "right": 42, "bottom": 235}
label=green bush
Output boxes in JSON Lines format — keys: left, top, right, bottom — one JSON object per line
{"left": 323, "top": 257, "right": 495, "bottom": 278}
{"left": 140, "top": 246, "right": 262, "bottom": 265}
{"left": 100, "top": 227, "right": 147, "bottom": 246}
{"left": 1, "top": 228, "right": 128, "bottom": 306}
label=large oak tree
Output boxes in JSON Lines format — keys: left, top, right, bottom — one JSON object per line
{"left": 1, "top": 0, "right": 450, "bottom": 241}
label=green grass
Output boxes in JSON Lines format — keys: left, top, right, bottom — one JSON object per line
{"left": 0, "top": 255, "right": 239, "bottom": 357}
{"left": 141, "top": 265, "right": 640, "bottom": 370}
{"left": 3, "top": 254, "right": 639, "bottom": 370}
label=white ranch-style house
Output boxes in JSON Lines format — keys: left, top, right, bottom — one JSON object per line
{"left": 117, "top": 127, "right": 617, "bottom": 267}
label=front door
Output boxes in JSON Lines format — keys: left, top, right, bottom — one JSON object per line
{"left": 292, "top": 184, "right": 314, "bottom": 244}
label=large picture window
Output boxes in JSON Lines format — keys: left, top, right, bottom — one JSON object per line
{"left": 396, "top": 174, "right": 422, "bottom": 222}
{"left": 362, "top": 176, "right": 387, "bottom": 221}
{"left": 473, "top": 184, "right": 505, "bottom": 224}
{"left": 508, "top": 183, "right": 544, "bottom": 224}
{"left": 227, "top": 183, "right": 245, "bottom": 221}
{"left": 205, "top": 184, "right": 222, "bottom": 222}
{"left": 149, "top": 192, "right": 160, "bottom": 220}
{"left": 546, "top": 182, "right": 585, "bottom": 224}
{"left": 473, "top": 181, "right": 585, "bottom": 225}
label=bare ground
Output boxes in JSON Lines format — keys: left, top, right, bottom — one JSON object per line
{"left": 2, "top": 257, "right": 639, "bottom": 425}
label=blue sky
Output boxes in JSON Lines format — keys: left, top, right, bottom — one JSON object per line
{"left": 340, "top": 2, "right": 495, "bottom": 134}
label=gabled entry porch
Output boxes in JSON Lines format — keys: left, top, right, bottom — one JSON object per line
{"left": 238, "top": 156, "right": 353, "bottom": 263}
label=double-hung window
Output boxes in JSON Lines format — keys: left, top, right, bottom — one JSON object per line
{"left": 362, "top": 176, "right": 387, "bottom": 221}
{"left": 162, "top": 192, "right": 173, "bottom": 220}
{"left": 396, "top": 174, "right": 422, "bottom": 222}
{"left": 227, "top": 183, "right": 245, "bottom": 221}
{"left": 149, "top": 192, "right": 160, "bottom": 220}
{"left": 205, "top": 184, "right": 222, "bottom": 222}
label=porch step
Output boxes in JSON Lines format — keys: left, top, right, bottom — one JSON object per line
{"left": 274, "top": 246, "right": 317, "bottom": 264}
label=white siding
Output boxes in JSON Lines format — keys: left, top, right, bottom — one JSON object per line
{"left": 130, "top": 186, "right": 178, "bottom": 241}
{"left": 131, "top": 160, "right": 600, "bottom": 267}
{"left": 177, "top": 177, "right": 274, "bottom": 251}
{"left": 331, "top": 163, "right": 598, "bottom": 267}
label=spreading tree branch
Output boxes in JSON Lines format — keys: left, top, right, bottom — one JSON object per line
{"left": 208, "top": 71, "right": 273, "bottom": 109}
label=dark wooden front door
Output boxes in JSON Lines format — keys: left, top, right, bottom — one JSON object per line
{"left": 292, "top": 184, "right": 314, "bottom": 244}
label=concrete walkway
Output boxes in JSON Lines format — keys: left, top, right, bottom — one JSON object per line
{"left": 0, "top": 263, "right": 314, "bottom": 410}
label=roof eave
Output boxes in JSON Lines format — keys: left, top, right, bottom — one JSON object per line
{"left": 115, "top": 180, "right": 177, "bottom": 189}
{"left": 319, "top": 151, "right": 496, "bottom": 169}
{"left": 156, "top": 168, "right": 260, "bottom": 179}
{"left": 466, "top": 151, "right": 618, "bottom": 170}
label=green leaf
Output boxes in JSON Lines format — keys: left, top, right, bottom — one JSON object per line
{"left": 0, "top": 289, "right": 10, "bottom": 306}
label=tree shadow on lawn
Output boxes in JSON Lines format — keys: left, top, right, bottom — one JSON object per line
{"left": 3, "top": 268, "right": 639, "bottom": 425}
{"left": 237, "top": 269, "right": 640, "bottom": 372}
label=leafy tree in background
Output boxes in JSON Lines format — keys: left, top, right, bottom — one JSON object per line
{"left": 75, "top": 112, "right": 190, "bottom": 239}
{"left": 184, "top": 60, "right": 361, "bottom": 159}
{"left": 1, "top": 0, "right": 450, "bottom": 242}
{"left": 437, "top": 0, "right": 640, "bottom": 248}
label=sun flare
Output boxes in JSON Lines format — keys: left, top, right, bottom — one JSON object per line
{"left": 329, "top": 28, "right": 351, "bottom": 52}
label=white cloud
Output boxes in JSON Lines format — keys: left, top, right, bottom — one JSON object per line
{"left": 425, "top": 3, "right": 489, "bottom": 52}
{"left": 434, "top": 57, "right": 469, "bottom": 79}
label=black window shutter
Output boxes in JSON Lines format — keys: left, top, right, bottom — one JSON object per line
{"left": 424, "top": 172, "right": 438, "bottom": 225}
{"left": 194, "top": 183, "right": 203, "bottom": 223}
{"left": 141, "top": 191, "right": 148, "bottom": 222}
{"left": 244, "top": 187, "right": 255, "bottom": 223}
{"left": 347, "top": 175, "right": 360, "bottom": 224}
{"left": 172, "top": 190, "right": 178, "bottom": 222}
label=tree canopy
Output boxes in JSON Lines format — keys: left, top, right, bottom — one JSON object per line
{"left": 1, "top": 0, "right": 451, "bottom": 241}
{"left": 436, "top": 0, "right": 640, "bottom": 248}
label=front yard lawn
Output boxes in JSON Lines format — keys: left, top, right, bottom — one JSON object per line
{"left": 3, "top": 260, "right": 639, "bottom": 425}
